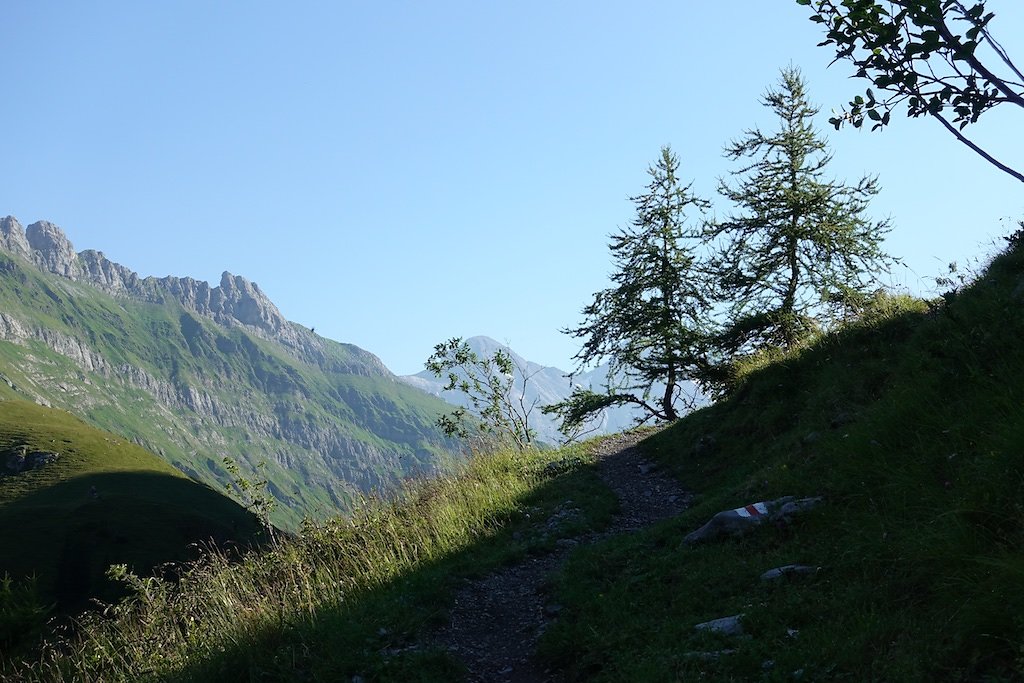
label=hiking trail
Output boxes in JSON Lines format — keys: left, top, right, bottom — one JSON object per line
{"left": 430, "top": 430, "right": 691, "bottom": 682}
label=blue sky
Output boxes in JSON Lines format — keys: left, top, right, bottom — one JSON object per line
{"left": 2, "top": 2, "right": 1021, "bottom": 375}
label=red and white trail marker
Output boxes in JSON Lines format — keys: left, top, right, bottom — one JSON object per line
{"left": 733, "top": 502, "right": 768, "bottom": 518}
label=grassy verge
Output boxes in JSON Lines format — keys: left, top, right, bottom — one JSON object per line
{"left": 10, "top": 240, "right": 1024, "bottom": 681}
{"left": 6, "top": 441, "right": 617, "bottom": 682}
{"left": 539, "top": 240, "right": 1024, "bottom": 680}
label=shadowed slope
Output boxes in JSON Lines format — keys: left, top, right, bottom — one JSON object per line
{"left": 541, "top": 237, "right": 1024, "bottom": 680}
{"left": 0, "top": 400, "right": 263, "bottom": 610}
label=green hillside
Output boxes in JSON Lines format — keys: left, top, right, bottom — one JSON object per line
{"left": 541, "top": 237, "right": 1024, "bottom": 680}
{"left": 0, "top": 399, "right": 263, "bottom": 612}
{"left": 0, "top": 245, "right": 454, "bottom": 528}
{"left": 8, "top": 237, "right": 1024, "bottom": 681}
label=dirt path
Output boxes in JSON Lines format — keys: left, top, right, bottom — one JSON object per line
{"left": 430, "top": 431, "right": 692, "bottom": 682}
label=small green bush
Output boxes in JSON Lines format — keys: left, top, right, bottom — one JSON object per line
{"left": 0, "top": 574, "right": 52, "bottom": 660}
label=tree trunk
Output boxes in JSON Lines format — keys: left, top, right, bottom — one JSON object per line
{"left": 782, "top": 234, "right": 799, "bottom": 347}
{"left": 663, "top": 364, "right": 678, "bottom": 420}
{"left": 782, "top": 157, "right": 801, "bottom": 347}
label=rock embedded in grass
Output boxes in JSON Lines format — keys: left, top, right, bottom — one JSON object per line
{"left": 682, "top": 496, "right": 823, "bottom": 545}
{"left": 802, "top": 431, "right": 821, "bottom": 444}
{"left": 2, "top": 445, "right": 60, "bottom": 475}
{"left": 760, "top": 564, "right": 819, "bottom": 581}
{"left": 693, "top": 434, "right": 718, "bottom": 457}
{"left": 684, "top": 649, "right": 737, "bottom": 661}
{"left": 694, "top": 614, "right": 745, "bottom": 636}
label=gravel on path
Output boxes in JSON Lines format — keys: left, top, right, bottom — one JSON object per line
{"left": 430, "top": 430, "right": 692, "bottom": 682}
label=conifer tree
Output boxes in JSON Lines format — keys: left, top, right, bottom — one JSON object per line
{"left": 710, "top": 66, "right": 893, "bottom": 352}
{"left": 544, "top": 146, "right": 711, "bottom": 432}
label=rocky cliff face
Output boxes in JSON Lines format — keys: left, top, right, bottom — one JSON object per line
{"left": 78, "top": 249, "right": 142, "bottom": 294}
{"left": 2, "top": 217, "right": 285, "bottom": 333}
{"left": 26, "top": 221, "right": 81, "bottom": 278}
{"left": 0, "top": 216, "right": 31, "bottom": 260}
{"left": 151, "top": 271, "right": 289, "bottom": 337}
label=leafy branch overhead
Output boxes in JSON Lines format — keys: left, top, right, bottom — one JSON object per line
{"left": 798, "top": 0, "right": 1023, "bottom": 182}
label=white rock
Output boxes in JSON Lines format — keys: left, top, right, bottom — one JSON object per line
{"left": 694, "top": 614, "right": 745, "bottom": 636}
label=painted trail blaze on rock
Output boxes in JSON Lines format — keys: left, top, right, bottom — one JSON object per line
{"left": 735, "top": 502, "right": 768, "bottom": 518}
{"left": 682, "top": 496, "right": 822, "bottom": 545}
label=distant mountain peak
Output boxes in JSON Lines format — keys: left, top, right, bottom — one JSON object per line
{"left": 458, "top": 336, "right": 563, "bottom": 379}
{"left": 0, "top": 215, "right": 288, "bottom": 341}
{"left": 0, "top": 216, "right": 31, "bottom": 259}
{"left": 25, "top": 220, "right": 81, "bottom": 278}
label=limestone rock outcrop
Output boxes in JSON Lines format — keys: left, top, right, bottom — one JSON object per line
{"left": 0, "top": 216, "right": 31, "bottom": 260}
{"left": 156, "top": 271, "right": 288, "bottom": 335}
{"left": 26, "top": 221, "right": 80, "bottom": 278}
{"left": 78, "top": 249, "right": 141, "bottom": 293}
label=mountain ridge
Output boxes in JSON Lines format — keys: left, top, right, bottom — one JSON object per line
{"left": 0, "top": 216, "right": 347, "bottom": 366}
{"left": 0, "top": 215, "right": 453, "bottom": 527}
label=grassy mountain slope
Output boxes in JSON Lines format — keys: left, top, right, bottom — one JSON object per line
{"left": 540, "top": 238, "right": 1024, "bottom": 680}
{"left": 0, "top": 248, "right": 453, "bottom": 528}
{"left": 9, "top": 238, "right": 1024, "bottom": 681}
{"left": 0, "top": 399, "right": 263, "bottom": 613}
{"left": 8, "top": 441, "right": 616, "bottom": 681}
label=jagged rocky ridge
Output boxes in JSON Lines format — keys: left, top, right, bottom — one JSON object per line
{"left": 1, "top": 216, "right": 366, "bottom": 369}
{"left": 0, "top": 216, "right": 452, "bottom": 527}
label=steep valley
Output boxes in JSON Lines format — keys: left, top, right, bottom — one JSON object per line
{"left": 0, "top": 216, "right": 454, "bottom": 527}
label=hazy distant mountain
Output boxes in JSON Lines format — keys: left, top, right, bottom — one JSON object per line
{"left": 402, "top": 336, "right": 703, "bottom": 445}
{"left": 0, "top": 216, "right": 453, "bottom": 527}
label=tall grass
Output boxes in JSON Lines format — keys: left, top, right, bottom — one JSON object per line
{"left": 7, "top": 443, "right": 602, "bottom": 682}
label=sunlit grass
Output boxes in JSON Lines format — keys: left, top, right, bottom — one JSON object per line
{"left": 9, "top": 241, "right": 1024, "bottom": 682}
{"left": 6, "top": 442, "right": 613, "bottom": 681}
